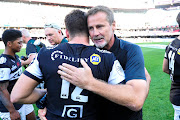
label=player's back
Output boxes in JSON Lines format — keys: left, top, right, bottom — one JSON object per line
{"left": 25, "top": 43, "right": 125, "bottom": 119}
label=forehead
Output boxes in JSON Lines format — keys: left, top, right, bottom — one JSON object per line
{"left": 87, "top": 12, "right": 108, "bottom": 24}
{"left": 88, "top": 11, "right": 107, "bottom": 19}
{"left": 11, "top": 37, "right": 22, "bottom": 43}
{"left": 45, "top": 28, "right": 58, "bottom": 34}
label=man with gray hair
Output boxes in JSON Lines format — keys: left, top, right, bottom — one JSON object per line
{"left": 44, "top": 23, "right": 68, "bottom": 45}
{"left": 58, "top": 5, "right": 151, "bottom": 120}
{"left": 20, "top": 28, "right": 45, "bottom": 67}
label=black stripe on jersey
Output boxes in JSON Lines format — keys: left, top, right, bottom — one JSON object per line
{"left": 24, "top": 70, "right": 42, "bottom": 83}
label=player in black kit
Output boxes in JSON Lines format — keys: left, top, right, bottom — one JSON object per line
{"left": 163, "top": 12, "right": 180, "bottom": 120}
{"left": 11, "top": 10, "right": 125, "bottom": 119}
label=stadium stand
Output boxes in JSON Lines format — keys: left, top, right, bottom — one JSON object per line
{"left": 0, "top": 0, "right": 179, "bottom": 42}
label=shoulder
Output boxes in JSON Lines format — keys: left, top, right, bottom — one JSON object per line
{"left": 61, "top": 38, "right": 68, "bottom": 43}
{"left": 93, "top": 48, "right": 116, "bottom": 65}
{"left": 95, "top": 48, "right": 112, "bottom": 54}
{"left": 27, "top": 39, "right": 36, "bottom": 46}
{"left": 38, "top": 44, "right": 63, "bottom": 58}
{"left": 0, "top": 55, "right": 8, "bottom": 65}
{"left": 95, "top": 48, "right": 115, "bottom": 60}
{"left": 120, "top": 39, "right": 140, "bottom": 50}
{"left": 28, "top": 39, "right": 35, "bottom": 43}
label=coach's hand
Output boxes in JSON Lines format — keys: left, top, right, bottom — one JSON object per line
{"left": 38, "top": 107, "right": 47, "bottom": 120}
{"left": 57, "top": 59, "right": 95, "bottom": 90}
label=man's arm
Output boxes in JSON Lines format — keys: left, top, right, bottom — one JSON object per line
{"left": 0, "top": 81, "right": 21, "bottom": 120}
{"left": 163, "top": 58, "right": 169, "bottom": 74}
{"left": 21, "top": 54, "right": 36, "bottom": 66}
{"left": 58, "top": 59, "right": 147, "bottom": 111}
{"left": 145, "top": 67, "right": 151, "bottom": 97}
{"left": 11, "top": 74, "right": 46, "bottom": 104}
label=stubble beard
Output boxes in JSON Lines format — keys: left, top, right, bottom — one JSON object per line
{"left": 94, "top": 40, "right": 107, "bottom": 48}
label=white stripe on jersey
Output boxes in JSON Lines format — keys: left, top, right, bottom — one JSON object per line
{"left": 0, "top": 68, "right": 11, "bottom": 81}
{"left": 108, "top": 60, "right": 125, "bottom": 85}
{"left": 9, "top": 68, "right": 23, "bottom": 80}
{"left": 26, "top": 56, "right": 43, "bottom": 79}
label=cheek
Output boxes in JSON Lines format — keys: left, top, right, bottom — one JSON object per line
{"left": 89, "top": 33, "right": 93, "bottom": 39}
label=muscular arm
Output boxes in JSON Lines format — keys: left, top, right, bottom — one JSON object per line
{"left": 11, "top": 74, "right": 46, "bottom": 104}
{"left": 162, "top": 58, "right": 169, "bottom": 74}
{"left": 58, "top": 59, "right": 147, "bottom": 111}
{"left": 87, "top": 78, "right": 146, "bottom": 111}
{"left": 145, "top": 67, "right": 151, "bottom": 97}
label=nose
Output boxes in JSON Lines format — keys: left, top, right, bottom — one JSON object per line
{"left": 93, "top": 28, "right": 100, "bottom": 36}
{"left": 46, "top": 36, "right": 51, "bottom": 40}
{"left": 20, "top": 43, "right": 23, "bottom": 48}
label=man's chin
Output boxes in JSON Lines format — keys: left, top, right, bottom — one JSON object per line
{"left": 94, "top": 43, "right": 106, "bottom": 48}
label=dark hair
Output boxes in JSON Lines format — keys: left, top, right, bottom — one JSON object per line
{"left": 176, "top": 12, "right": 180, "bottom": 28}
{"left": 65, "top": 10, "right": 89, "bottom": 38}
{"left": 2, "top": 29, "right": 22, "bottom": 46}
{"left": 87, "top": 5, "right": 114, "bottom": 25}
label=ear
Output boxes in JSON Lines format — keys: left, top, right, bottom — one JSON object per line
{"left": 112, "top": 21, "right": 116, "bottom": 31}
{"left": 66, "top": 29, "right": 69, "bottom": 38}
{"left": 7, "top": 41, "right": 12, "bottom": 47}
{"left": 58, "top": 30, "right": 62, "bottom": 34}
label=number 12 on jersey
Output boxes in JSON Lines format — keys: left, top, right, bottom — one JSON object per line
{"left": 60, "top": 79, "right": 88, "bottom": 102}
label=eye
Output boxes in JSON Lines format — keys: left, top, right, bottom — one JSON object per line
{"left": 97, "top": 25, "right": 103, "bottom": 29}
{"left": 88, "top": 26, "right": 93, "bottom": 31}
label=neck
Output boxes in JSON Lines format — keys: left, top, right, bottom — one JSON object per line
{"left": 4, "top": 48, "right": 15, "bottom": 57}
{"left": 25, "top": 37, "right": 32, "bottom": 43}
{"left": 104, "top": 34, "right": 115, "bottom": 50}
{"left": 68, "top": 36, "right": 89, "bottom": 46}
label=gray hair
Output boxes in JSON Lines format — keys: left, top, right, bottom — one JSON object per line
{"left": 44, "top": 23, "right": 61, "bottom": 30}
{"left": 87, "top": 5, "right": 114, "bottom": 25}
{"left": 20, "top": 28, "right": 30, "bottom": 37}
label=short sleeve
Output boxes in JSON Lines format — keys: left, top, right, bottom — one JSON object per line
{"left": 125, "top": 45, "right": 146, "bottom": 81}
{"left": 0, "top": 68, "right": 11, "bottom": 82}
{"left": 24, "top": 55, "right": 43, "bottom": 83}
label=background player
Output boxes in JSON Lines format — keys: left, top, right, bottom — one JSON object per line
{"left": 163, "top": 12, "right": 180, "bottom": 120}
{"left": 0, "top": 29, "right": 36, "bottom": 120}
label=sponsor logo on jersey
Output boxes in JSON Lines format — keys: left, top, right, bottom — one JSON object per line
{"left": 62, "top": 105, "right": 83, "bottom": 118}
{"left": 0, "top": 69, "right": 5, "bottom": 79}
{"left": 0, "top": 57, "right": 6, "bottom": 64}
{"left": 90, "top": 54, "right": 101, "bottom": 65}
{"left": 11, "top": 65, "right": 17, "bottom": 71}
{"left": 17, "top": 62, "right": 20, "bottom": 67}
{"left": 51, "top": 50, "right": 63, "bottom": 60}
{"left": 177, "top": 48, "right": 180, "bottom": 55}
{"left": 51, "top": 50, "right": 89, "bottom": 62}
